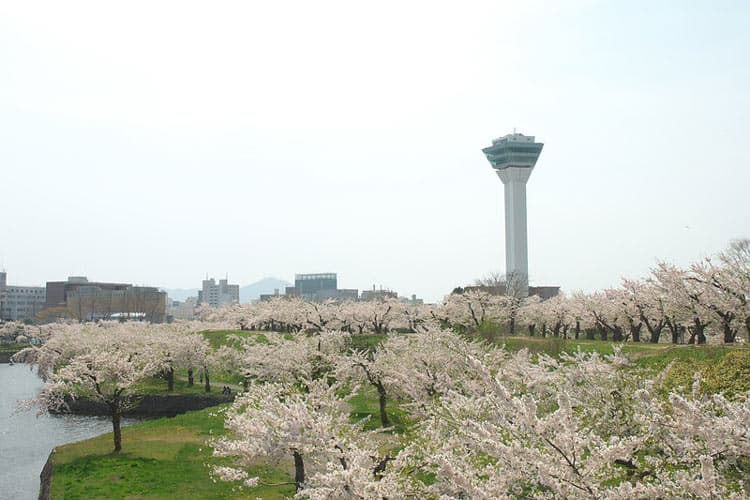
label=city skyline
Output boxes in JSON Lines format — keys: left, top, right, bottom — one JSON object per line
{"left": 1, "top": 1, "right": 748, "bottom": 303}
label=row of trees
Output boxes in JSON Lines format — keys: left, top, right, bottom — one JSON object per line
{"left": 14, "top": 322, "right": 212, "bottom": 451}
{"left": 196, "top": 240, "right": 750, "bottom": 344}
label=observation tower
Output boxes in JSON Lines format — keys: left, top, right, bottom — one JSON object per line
{"left": 482, "top": 132, "right": 544, "bottom": 294}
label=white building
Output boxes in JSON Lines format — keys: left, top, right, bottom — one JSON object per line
{"left": 0, "top": 272, "right": 46, "bottom": 322}
{"left": 198, "top": 277, "right": 239, "bottom": 308}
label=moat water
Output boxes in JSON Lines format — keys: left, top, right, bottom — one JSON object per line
{"left": 0, "top": 363, "right": 136, "bottom": 499}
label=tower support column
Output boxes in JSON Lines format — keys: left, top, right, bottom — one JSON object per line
{"left": 503, "top": 179, "right": 528, "bottom": 290}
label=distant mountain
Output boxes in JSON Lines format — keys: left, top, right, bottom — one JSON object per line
{"left": 240, "top": 277, "right": 291, "bottom": 303}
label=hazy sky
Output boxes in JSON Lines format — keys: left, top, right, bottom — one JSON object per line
{"left": 1, "top": 1, "right": 748, "bottom": 302}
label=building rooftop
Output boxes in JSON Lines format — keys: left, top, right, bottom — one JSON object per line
{"left": 491, "top": 132, "right": 536, "bottom": 145}
{"left": 295, "top": 273, "right": 336, "bottom": 281}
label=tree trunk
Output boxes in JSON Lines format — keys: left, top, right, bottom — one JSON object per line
{"left": 694, "top": 321, "right": 706, "bottom": 345}
{"left": 575, "top": 320, "right": 581, "bottom": 340}
{"left": 167, "top": 367, "right": 174, "bottom": 392}
{"left": 528, "top": 324, "right": 535, "bottom": 337}
{"left": 630, "top": 324, "right": 641, "bottom": 343}
{"left": 612, "top": 327, "right": 623, "bottom": 342}
{"left": 670, "top": 325, "right": 682, "bottom": 344}
{"left": 585, "top": 328, "right": 596, "bottom": 340}
{"left": 188, "top": 368, "right": 194, "bottom": 386}
{"left": 648, "top": 328, "right": 661, "bottom": 344}
{"left": 204, "top": 367, "right": 211, "bottom": 392}
{"left": 293, "top": 451, "right": 305, "bottom": 492}
{"left": 722, "top": 321, "right": 736, "bottom": 343}
{"left": 112, "top": 405, "right": 122, "bottom": 453}
{"left": 377, "top": 383, "right": 389, "bottom": 427}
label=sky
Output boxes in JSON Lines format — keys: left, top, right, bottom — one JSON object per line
{"left": 1, "top": 0, "right": 748, "bottom": 302}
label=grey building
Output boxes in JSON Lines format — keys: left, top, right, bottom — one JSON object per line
{"left": 43, "top": 276, "right": 167, "bottom": 322}
{"left": 361, "top": 286, "right": 398, "bottom": 301}
{"left": 198, "top": 277, "right": 240, "bottom": 308}
{"left": 295, "top": 273, "right": 337, "bottom": 296}
{"left": 0, "top": 271, "right": 47, "bottom": 322}
{"left": 285, "top": 273, "right": 358, "bottom": 302}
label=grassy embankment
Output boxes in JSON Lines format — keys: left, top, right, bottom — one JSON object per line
{"left": 51, "top": 404, "right": 294, "bottom": 499}
{"left": 0, "top": 341, "right": 30, "bottom": 361}
{"left": 50, "top": 332, "right": 750, "bottom": 498}
{"left": 135, "top": 331, "right": 260, "bottom": 394}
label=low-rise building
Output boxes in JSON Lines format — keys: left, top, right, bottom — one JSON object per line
{"left": 259, "top": 289, "right": 282, "bottom": 302}
{"left": 168, "top": 296, "right": 198, "bottom": 321}
{"left": 400, "top": 294, "right": 424, "bottom": 305}
{"left": 284, "top": 273, "right": 358, "bottom": 302}
{"left": 0, "top": 272, "right": 46, "bottom": 322}
{"left": 43, "top": 276, "right": 167, "bottom": 322}
{"left": 361, "top": 286, "right": 398, "bottom": 301}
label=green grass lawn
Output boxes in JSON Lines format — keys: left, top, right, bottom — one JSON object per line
{"left": 51, "top": 405, "right": 295, "bottom": 499}
{"left": 136, "top": 377, "right": 223, "bottom": 395}
{"left": 496, "top": 335, "right": 750, "bottom": 397}
{"left": 347, "top": 385, "right": 411, "bottom": 434}
{"left": 136, "top": 371, "right": 244, "bottom": 395}
{"left": 496, "top": 335, "right": 746, "bottom": 364}
{"left": 347, "top": 334, "right": 388, "bottom": 351}
{"left": 200, "top": 330, "right": 266, "bottom": 349}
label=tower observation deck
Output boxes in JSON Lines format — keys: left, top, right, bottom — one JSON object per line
{"left": 482, "top": 133, "right": 544, "bottom": 294}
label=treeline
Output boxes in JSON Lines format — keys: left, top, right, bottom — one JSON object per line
{"left": 200, "top": 239, "right": 750, "bottom": 344}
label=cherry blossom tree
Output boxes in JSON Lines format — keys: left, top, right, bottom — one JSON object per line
{"left": 622, "top": 279, "right": 668, "bottom": 343}
{"left": 650, "top": 262, "right": 712, "bottom": 344}
{"left": 173, "top": 330, "right": 211, "bottom": 387}
{"left": 716, "top": 238, "right": 750, "bottom": 341}
{"left": 689, "top": 260, "right": 742, "bottom": 343}
{"left": 225, "top": 331, "right": 348, "bottom": 388}
{"left": 212, "top": 379, "right": 381, "bottom": 494}
{"left": 517, "top": 295, "right": 544, "bottom": 337}
{"left": 20, "top": 323, "right": 161, "bottom": 452}
{"left": 439, "top": 289, "right": 511, "bottom": 338}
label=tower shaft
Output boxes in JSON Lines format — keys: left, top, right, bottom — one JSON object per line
{"left": 497, "top": 165, "right": 532, "bottom": 292}
{"left": 503, "top": 176, "right": 529, "bottom": 288}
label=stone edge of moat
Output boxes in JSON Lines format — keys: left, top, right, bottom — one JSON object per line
{"left": 38, "top": 452, "right": 54, "bottom": 500}
{"left": 53, "top": 393, "right": 235, "bottom": 417}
